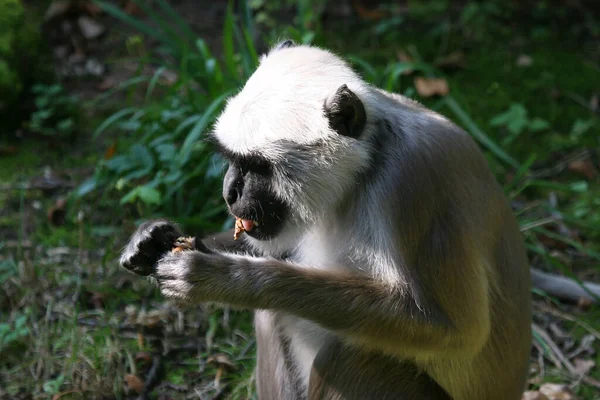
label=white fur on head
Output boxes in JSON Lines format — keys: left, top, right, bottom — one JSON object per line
{"left": 212, "top": 43, "right": 378, "bottom": 227}
{"left": 213, "top": 43, "right": 373, "bottom": 156}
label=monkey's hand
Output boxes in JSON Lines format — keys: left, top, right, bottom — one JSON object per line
{"left": 154, "top": 249, "right": 225, "bottom": 304}
{"left": 120, "top": 219, "right": 189, "bottom": 276}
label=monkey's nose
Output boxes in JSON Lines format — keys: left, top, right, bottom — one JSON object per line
{"left": 225, "top": 186, "right": 238, "bottom": 206}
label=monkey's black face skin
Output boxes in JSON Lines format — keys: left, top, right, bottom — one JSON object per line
{"left": 222, "top": 159, "right": 288, "bottom": 241}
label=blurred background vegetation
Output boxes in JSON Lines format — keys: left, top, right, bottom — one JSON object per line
{"left": 0, "top": 0, "right": 599, "bottom": 399}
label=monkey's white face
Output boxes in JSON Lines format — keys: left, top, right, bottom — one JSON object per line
{"left": 210, "top": 44, "right": 375, "bottom": 245}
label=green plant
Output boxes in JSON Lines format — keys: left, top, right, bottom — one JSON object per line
{"left": 0, "top": 0, "right": 52, "bottom": 132}
{"left": 250, "top": 0, "right": 326, "bottom": 45}
{"left": 490, "top": 103, "right": 550, "bottom": 146}
{"left": 25, "top": 84, "right": 80, "bottom": 138}
{"left": 0, "top": 313, "right": 29, "bottom": 354}
{"left": 76, "top": 1, "right": 261, "bottom": 231}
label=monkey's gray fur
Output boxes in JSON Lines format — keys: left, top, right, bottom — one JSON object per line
{"left": 120, "top": 40, "right": 532, "bottom": 400}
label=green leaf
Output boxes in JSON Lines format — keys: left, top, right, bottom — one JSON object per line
{"left": 92, "top": 107, "right": 138, "bottom": 139}
{"left": 137, "top": 186, "right": 162, "bottom": 205}
{"left": 528, "top": 117, "right": 550, "bottom": 132}
{"left": 222, "top": 1, "right": 237, "bottom": 79}
{"left": 444, "top": 96, "right": 521, "bottom": 170}
{"left": 75, "top": 176, "right": 98, "bottom": 197}
{"left": 179, "top": 90, "right": 233, "bottom": 166}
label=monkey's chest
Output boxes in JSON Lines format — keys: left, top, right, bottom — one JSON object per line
{"left": 279, "top": 313, "right": 332, "bottom": 389}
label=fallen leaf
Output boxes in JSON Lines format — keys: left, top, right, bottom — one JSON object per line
{"left": 45, "top": 1, "right": 73, "bottom": 21}
{"left": 124, "top": 1, "right": 142, "bottom": 15}
{"left": 567, "top": 160, "right": 597, "bottom": 179}
{"left": 397, "top": 50, "right": 413, "bottom": 63}
{"left": 352, "top": 0, "right": 385, "bottom": 20}
{"left": 135, "top": 351, "right": 152, "bottom": 365}
{"left": 77, "top": 16, "right": 106, "bottom": 40}
{"left": 539, "top": 383, "right": 577, "bottom": 400}
{"left": 208, "top": 353, "right": 236, "bottom": 389}
{"left": 104, "top": 142, "right": 117, "bottom": 160}
{"left": 414, "top": 77, "right": 449, "bottom": 97}
{"left": 0, "top": 145, "right": 17, "bottom": 155}
{"left": 96, "top": 77, "right": 116, "bottom": 91}
{"left": 577, "top": 296, "right": 593, "bottom": 310}
{"left": 572, "top": 358, "right": 595, "bottom": 375}
{"left": 81, "top": 2, "right": 103, "bottom": 16}
{"left": 124, "top": 374, "right": 144, "bottom": 394}
{"left": 517, "top": 54, "right": 533, "bottom": 67}
{"left": 207, "top": 354, "right": 236, "bottom": 371}
{"left": 522, "top": 391, "right": 550, "bottom": 400}
{"left": 435, "top": 51, "right": 466, "bottom": 70}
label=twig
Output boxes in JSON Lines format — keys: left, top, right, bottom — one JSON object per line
{"left": 533, "top": 303, "right": 600, "bottom": 341}
{"left": 532, "top": 322, "right": 577, "bottom": 375}
{"left": 139, "top": 353, "right": 163, "bottom": 400}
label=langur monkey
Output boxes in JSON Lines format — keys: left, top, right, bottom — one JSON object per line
{"left": 121, "top": 40, "right": 532, "bottom": 399}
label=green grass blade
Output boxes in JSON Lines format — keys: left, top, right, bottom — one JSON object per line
{"left": 222, "top": 2, "right": 238, "bottom": 80}
{"left": 533, "top": 227, "right": 600, "bottom": 261}
{"left": 145, "top": 66, "right": 167, "bottom": 103}
{"left": 443, "top": 95, "right": 521, "bottom": 170}
{"left": 178, "top": 90, "right": 234, "bottom": 166}
{"left": 93, "top": 1, "right": 172, "bottom": 45}
{"left": 92, "top": 108, "right": 138, "bottom": 139}
{"left": 154, "top": 0, "right": 198, "bottom": 41}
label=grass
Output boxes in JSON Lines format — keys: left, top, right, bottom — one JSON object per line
{"left": 1, "top": 1, "right": 600, "bottom": 398}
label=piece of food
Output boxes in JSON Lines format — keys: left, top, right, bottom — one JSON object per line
{"left": 234, "top": 218, "right": 245, "bottom": 240}
{"left": 172, "top": 236, "right": 195, "bottom": 252}
{"left": 233, "top": 218, "right": 259, "bottom": 240}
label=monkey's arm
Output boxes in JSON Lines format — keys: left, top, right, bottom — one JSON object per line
{"left": 155, "top": 249, "right": 490, "bottom": 359}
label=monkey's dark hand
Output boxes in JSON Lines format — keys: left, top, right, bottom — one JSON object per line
{"left": 154, "top": 249, "right": 228, "bottom": 304}
{"left": 120, "top": 219, "right": 187, "bottom": 276}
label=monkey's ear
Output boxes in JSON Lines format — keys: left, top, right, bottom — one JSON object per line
{"left": 273, "top": 39, "right": 296, "bottom": 51}
{"left": 324, "top": 84, "right": 366, "bottom": 139}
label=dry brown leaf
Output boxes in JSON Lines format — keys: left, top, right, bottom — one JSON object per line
{"left": 567, "top": 160, "right": 597, "bottom": 179}
{"left": 124, "top": 1, "right": 142, "bottom": 16}
{"left": 45, "top": 1, "right": 73, "bottom": 21}
{"left": 124, "top": 374, "right": 144, "bottom": 394}
{"left": 96, "top": 77, "right": 116, "bottom": 91}
{"left": 539, "top": 383, "right": 577, "bottom": 400}
{"left": 352, "top": 0, "right": 385, "bottom": 20}
{"left": 414, "top": 77, "right": 449, "bottom": 97}
{"left": 573, "top": 358, "right": 595, "bottom": 375}
{"left": 435, "top": 51, "right": 466, "bottom": 70}
{"left": 522, "top": 391, "right": 550, "bottom": 400}
{"left": 207, "top": 353, "right": 236, "bottom": 370}
{"left": 81, "top": 2, "right": 103, "bottom": 16}
{"left": 397, "top": 50, "right": 413, "bottom": 63}
{"left": 136, "top": 309, "right": 169, "bottom": 328}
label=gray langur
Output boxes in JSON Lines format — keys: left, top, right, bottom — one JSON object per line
{"left": 120, "top": 40, "right": 532, "bottom": 400}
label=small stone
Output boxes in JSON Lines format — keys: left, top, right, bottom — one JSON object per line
{"left": 77, "top": 16, "right": 106, "bottom": 40}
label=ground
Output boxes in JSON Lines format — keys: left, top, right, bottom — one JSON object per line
{"left": 1, "top": 1, "right": 599, "bottom": 399}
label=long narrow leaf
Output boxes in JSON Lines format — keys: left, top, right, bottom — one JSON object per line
{"left": 93, "top": 108, "right": 138, "bottom": 139}
{"left": 145, "top": 66, "right": 167, "bottom": 103}
{"left": 444, "top": 96, "right": 521, "bottom": 170}
{"left": 93, "top": 1, "right": 175, "bottom": 47}
{"left": 178, "top": 91, "right": 233, "bottom": 166}
{"left": 222, "top": 2, "right": 238, "bottom": 80}
{"left": 154, "top": 0, "right": 197, "bottom": 41}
